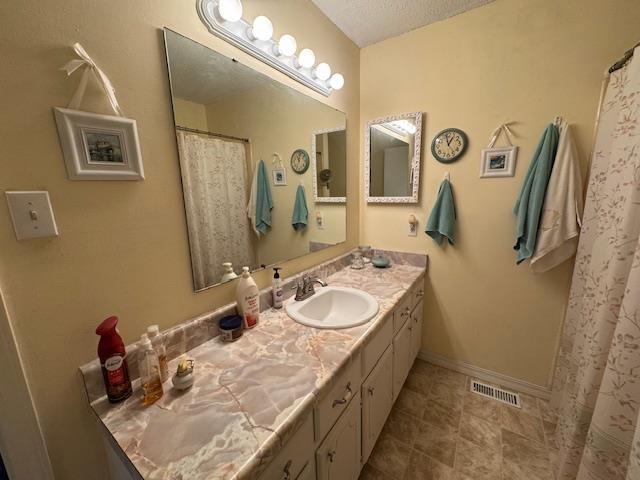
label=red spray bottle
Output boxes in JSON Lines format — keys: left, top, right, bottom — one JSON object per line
{"left": 96, "top": 316, "right": 132, "bottom": 403}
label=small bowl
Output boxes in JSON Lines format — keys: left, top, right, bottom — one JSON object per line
{"left": 371, "top": 256, "right": 390, "bottom": 268}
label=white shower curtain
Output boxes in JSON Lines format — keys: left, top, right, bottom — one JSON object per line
{"left": 176, "top": 130, "right": 255, "bottom": 290}
{"left": 550, "top": 47, "right": 640, "bottom": 480}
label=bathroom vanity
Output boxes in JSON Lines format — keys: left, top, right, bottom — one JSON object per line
{"left": 80, "top": 250, "right": 426, "bottom": 480}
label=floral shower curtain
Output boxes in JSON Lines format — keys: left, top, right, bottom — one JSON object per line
{"left": 550, "top": 47, "right": 640, "bottom": 479}
{"left": 176, "top": 130, "right": 255, "bottom": 290}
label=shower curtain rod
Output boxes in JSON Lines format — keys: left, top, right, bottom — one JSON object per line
{"left": 176, "top": 125, "right": 249, "bottom": 143}
{"left": 609, "top": 41, "right": 640, "bottom": 73}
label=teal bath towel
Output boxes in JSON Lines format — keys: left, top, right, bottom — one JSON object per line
{"left": 426, "top": 179, "right": 456, "bottom": 245}
{"left": 513, "top": 124, "right": 559, "bottom": 263}
{"left": 255, "top": 160, "right": 273, "bottom": 234}
{"left": 291, "top": 185, "right": 308, "bottom": 231}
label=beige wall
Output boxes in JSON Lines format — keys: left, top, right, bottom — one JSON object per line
{"left": 360, "top": 0, "right": 640, "bottom": 386}
{"left": 0, "top": 1, "right": 359, "bottom": 478}
{"left": 172, "top": 97, "right": 209, "bottom": 131}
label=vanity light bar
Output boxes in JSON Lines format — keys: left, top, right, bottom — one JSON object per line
{"left": 197, "top": 0, "right": 344, "bottom": 97}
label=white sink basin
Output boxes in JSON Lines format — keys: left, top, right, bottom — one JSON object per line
{"left": 285, "top": 286, "right": 379, "bottom": 329}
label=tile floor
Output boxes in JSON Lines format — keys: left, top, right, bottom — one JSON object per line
{"left": 360, "top": 360, "right": 559, "bottom": 480}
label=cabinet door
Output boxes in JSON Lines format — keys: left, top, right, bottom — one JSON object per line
{"left": 361, "top": 347, "right": 393, "bottom": 463}
{"left": 296, "top": 461, "right": 315, "bottom": 480}
{"left": 393, "top": 316, "right": 413, "bottom": 400}
{"left": 316, "top": 392, "right": 362, "bottom": 480}
{"left": 410, "top": 299, "right": 424, "bottom": 361}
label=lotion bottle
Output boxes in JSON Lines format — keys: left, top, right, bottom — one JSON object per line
{"left": 272, "top": 267, "right": 283, "bottom": 309}
{"left": 236, "top": 266, "right": 259, "bottom": 329}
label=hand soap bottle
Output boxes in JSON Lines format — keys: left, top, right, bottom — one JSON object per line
{"left": 272, "top": 267, "right": 283, "bottom": 309}
{"left": 236, "top": 266, "right": 259, "bottom": 329}
{"left": 138, "top": 334, "right": 164, "bottom": 406}
{"left": 146, "top": 325, "right": 169, "bottom": 382}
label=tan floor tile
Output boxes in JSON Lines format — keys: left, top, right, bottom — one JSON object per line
{"left": 436, "top": 368, "right": 468, "bottom": 391}
{"left": 359, "top": 463, "right": 392, "bottom": 480}
{"left": 411, "top": 359, "right": 440, "bottom": 378}
{"left": 537, "top": 398, "right": 558, "bottom": 424}
{"left": 395, "top": 388, "right": 427, "bottom": 418}
{"left": 548, "top": 448, "right": 560, "bottom": 479}
{"left": 463, "top": 391, "right": 502, "bottom": 423}
{"left": 501, "top": 406, "right": 545, "bottom": 443}
{"left": 405, "top": 370, "right": 434, "bottom": 396}
{"left": 368, "top": 431, "right": 412, "bottom": 478}
{"left": 429, "top": 382, "right": 464, "bottom": 410}
{"left": 503, "top": 392, "right": 540, "bottom": 418}
{"left": 383, "top": 408, "right": 420, "bottom": 446}
{"left": 413, "top": 421, "right": 458, "bottom": 467}
{"left": 459, "top": 412, "right": 501, "bottom": 451}
{"left": 502, "top": 429, "right": 552, "bottom": 480}
{"left": 454, "top": 437, "right": 502, "bottom": 480}
{"left": 542, "top": 420, "right": 558, "bottom": 450}
{"left": 404, "top": 450, "right": 456, "bottom": 480}
{"left": 423, "top": 398, "right": 462, "bottom": 432}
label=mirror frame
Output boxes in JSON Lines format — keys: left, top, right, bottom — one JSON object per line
{"left": 364, "top": 111, "right": 423, "bottom": 204}
{"left": 311, "top": 126, "right": 347, "bottom": 204}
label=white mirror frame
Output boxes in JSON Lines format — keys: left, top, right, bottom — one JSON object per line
{"left": 311, "top": 126, "right": 347, "bottom": 204}
{"left": 364, "top": 111, "right": 423, "bottom": 204}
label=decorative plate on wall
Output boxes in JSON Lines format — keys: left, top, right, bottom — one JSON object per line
{"left": 431, "top": 128, "right": 468, "bottom": 163}
{"left": 291, "top": 149, "right": 310, "bottom": 174}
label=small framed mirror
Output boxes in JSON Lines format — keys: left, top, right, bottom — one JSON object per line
{"left": 312, "top": 127, "right": 347, "bottom": 203}
{"left": 364, "top": 112, "right": 423, "bottom": 203}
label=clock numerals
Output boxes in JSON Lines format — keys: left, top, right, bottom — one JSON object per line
{"left": 432, "top": 129, "right": 467, "bottom": 163}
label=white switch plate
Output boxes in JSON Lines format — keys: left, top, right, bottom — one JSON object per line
{"left": 6, "top": 191, "right": 59, "bottom": 240}
{"left": 408, "top": 221, "right": 418, "bottom": 237}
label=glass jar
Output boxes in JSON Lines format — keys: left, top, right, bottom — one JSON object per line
{"left": 351, "top": 251, "right": 365, "bottom": 269}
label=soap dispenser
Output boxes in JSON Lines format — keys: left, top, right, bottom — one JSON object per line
{"left": 220, "top": 262, "right": 238, "bottom": 283}
{"left": 272, "top": 267, "right": 283, "bottom": 309}
{"left": 138, "top": 334, "right": 164, "bottom": 406}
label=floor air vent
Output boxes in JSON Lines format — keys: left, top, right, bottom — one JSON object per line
{"left": 470, "top": 380, "right": 521, "bottom": 408}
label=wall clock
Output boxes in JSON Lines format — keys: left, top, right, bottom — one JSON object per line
{"left": 291, "top": 149, "right": 310, "bottom": 174}
{"left": 431, "top": 128, "right": 468, "bottom": 163}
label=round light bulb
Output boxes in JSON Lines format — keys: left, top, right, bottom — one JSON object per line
{"left": 249, "top": 15, "right": 273, "bottom": 41}
{"left": 277, "top": 34, "right": 297, "bottom": 57}
{"left": 314, "top": 62, "right": 332, "bottom": 81}
{"left": 297, "top": 48, "right": 316, "bottom": 69}
{"left": 329, "top": 73, "right": 344, "bottom": 90}
{"left": 217, "top": 0, "right": 243, "bottom": 22}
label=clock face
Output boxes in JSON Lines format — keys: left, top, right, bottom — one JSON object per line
{"left": 431, "top": 128, "right": 468, "bottom": 163}
{"left": 291, "top": 149, "right": 310, "bottom": 174}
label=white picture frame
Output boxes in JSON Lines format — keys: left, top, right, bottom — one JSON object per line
{"left": 480, "top": 146, "right": 518, "bottom": 178}
{"left": 272, "top": 167, "right": 287, "bottom": 186}
{"left": 53, "top": 107, "right": 144, "bottom": 180}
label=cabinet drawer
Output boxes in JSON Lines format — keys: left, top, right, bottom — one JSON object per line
{"left": 362, "top": 314, "right": 393, "bottom": 378}
{"left": 315, "top": 353, "right": 361, "bottom": 443}
{"left": 393, "top": 293, "right": 412, "bottom": 334}
{"left": 259, "top": 415, "right": 314, "bottom": 480}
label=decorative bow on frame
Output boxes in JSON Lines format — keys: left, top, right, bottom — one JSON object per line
{"left": 60, "top": 42, "right": 124, "bottom": 116}
{"left": 487, "top": 122, "right": 516, "bottom": 148}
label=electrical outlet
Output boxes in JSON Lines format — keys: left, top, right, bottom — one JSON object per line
{"left": 408, "top": 221, "right": 418, "bottom": 237}
{"left": 316, "top": 211, "right": 324, "bottom": 229}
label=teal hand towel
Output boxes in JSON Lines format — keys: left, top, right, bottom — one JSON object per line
{"left": 426, "top": 179, "right": 456, "bottom": 245}
{"left": 291, "top": 185, "right": 308, "bottom": 231}
{"left": 513, "top": 124, "right": 559, "bottom": 263}
{"left": 255, "top": 160, "right": 273, "bottom": 234}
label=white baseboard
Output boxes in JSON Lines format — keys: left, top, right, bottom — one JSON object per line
{"left": 418, "top": 350, "right": 551, "bottom": 400}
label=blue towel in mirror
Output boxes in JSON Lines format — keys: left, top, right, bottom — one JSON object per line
{"left": 255, "top": 160, "right": 273, "bottom": 234}
{"left": 292, "top": 185, "right": 308, "bottom": 231}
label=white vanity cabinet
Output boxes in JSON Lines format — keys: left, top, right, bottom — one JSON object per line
{"left": 410, "top": 299, "right": 424, "bottom": 360}
{"left": 316, "top": 391, "right": 362, "bottom": 480}
{"left": 392, "top": 311, "right": 414, "bottom": 400}
{"left": 361, "top": 346, "right": 393, "bottom": 463}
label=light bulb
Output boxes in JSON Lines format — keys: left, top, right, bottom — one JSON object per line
{"left": 314, "top": 62, "right": 332, "bottom": 81}
{"left": 297, "top": 48, "right": 316, "bottom": 69}
{"left": 247, "top": 15, "right": 273, "bottom": 42}
{"left": 275, "top": 34, "right": 297, "bottom": 57}
{"left": 217, "top": 0, "right": 243, "bottom": 22}
{"left": 329, "top": 73, "right": 344, "bottom": 90}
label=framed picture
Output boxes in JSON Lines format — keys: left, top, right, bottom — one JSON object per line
{"left": 272, "top": 167, "right": 287, "bottom": 186}
{"left": 53, "top": 107, "right": 144, "bottom": 180}
{"left": 480, "top": 146, "right": 518, "bottom": 178}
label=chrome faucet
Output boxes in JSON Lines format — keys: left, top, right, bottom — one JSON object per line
{"left": 294, "top": 275, "right": 328, "bottom": 301}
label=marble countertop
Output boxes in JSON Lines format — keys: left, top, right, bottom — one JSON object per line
{"left": 91, "top": 260, "right": 426, "bottom": 480}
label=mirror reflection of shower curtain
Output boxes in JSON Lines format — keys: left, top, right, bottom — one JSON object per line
{"left": 176, "top": 130, "right": 255, "bottom": 290}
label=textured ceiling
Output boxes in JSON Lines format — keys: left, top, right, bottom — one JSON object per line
{"left": 311, "top": 0, "right": 496, "bottom": 47}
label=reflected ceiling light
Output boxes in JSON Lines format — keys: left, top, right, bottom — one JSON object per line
{"left": 247, "top": 15, "right": 273, "bottom": 41}
{"left": 388, "top": 120, "right": 417, "bottom": 135}
{"left": 274, "top": 34, "right": 297, "bottom": 57}
{"left": 329, "top": 73, "right": 344, "bottom": 90}
{"left": 217, "top": 0, "right": 243, "bottom": 22}
{"left": 314, "top": 62, "right": 331, "bottom": 81}
{"left": 297, "top": 48, "right": 316, "bottom": 69}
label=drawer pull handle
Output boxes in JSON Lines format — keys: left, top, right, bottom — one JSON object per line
{"left": 282, "top": 460, "right": 292, "bottom": 480}
{"left": 332, "top": 382, "right": 353, "bottom": 408}
{"left": 328, "top": 450, "right": 336, "bottom": 463}
{"left": 368, "top": 386, "right": 375, "bottom": 396}
{"left": 416, "top": 290, "right": 424, "bottom": 297}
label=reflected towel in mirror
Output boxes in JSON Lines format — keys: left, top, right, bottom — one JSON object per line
{"left": 247, "top": 159, "right": 273, "bottom": 236}
{"left": 292, "top": 185, "right": 308, "bottom": 231}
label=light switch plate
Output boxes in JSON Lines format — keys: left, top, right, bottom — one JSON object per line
{"left": 408, "top": 221, "right": 418, "bottom": 237}
{"left": 6, "top": 191, "right": 59, "bottom": 240}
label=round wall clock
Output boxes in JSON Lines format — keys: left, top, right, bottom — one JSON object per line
{"left": 431, "top": 128, "right": 468, "bottom": 163}
{"left": 291, "top": 149, "right": 310, "bottom": 174}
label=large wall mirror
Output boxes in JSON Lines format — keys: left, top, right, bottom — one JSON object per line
{"left": 164, "top": 29, "right": 347, "bottom": 292}
{"left": 364, "top": 112, "right": 423, "bottom": 203}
